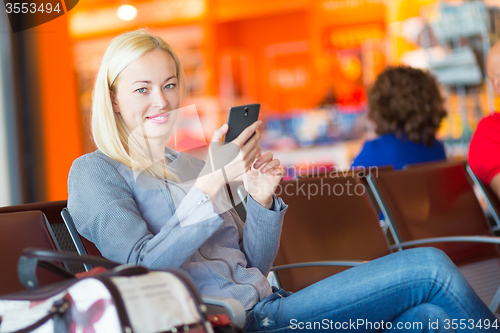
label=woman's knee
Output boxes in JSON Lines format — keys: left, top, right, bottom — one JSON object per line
{"left": 393, "top": 247, "right": 458, "bottom": 281}
{"left": 404, "top": 247, "right": 454, "bottom": 268}
{"left": 416, "top": 247, "right": 450, "bottom": 261}
{"left": 405, "top": 248, "right": 465, "bottom": 287}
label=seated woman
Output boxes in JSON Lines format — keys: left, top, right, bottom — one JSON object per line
{"left": 352, "top": 66, "right": 447, "bottom": 170}
{"left": 68, "top": 30, "right": 497, "bottom": 332}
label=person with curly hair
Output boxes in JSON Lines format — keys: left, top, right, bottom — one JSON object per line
{"left": 352, "top": 66, "right": 447, "bottom": 170}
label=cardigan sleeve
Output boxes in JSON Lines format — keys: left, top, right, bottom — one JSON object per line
{"left": 239, "top": 194, "right": 288, "bottom": 276}
{"left": 67, "top": 153, "right": 224, "bottom": 269}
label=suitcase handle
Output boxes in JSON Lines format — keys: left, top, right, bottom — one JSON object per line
{"left": 18, "top": 248, "right": 120, "bottom": 290}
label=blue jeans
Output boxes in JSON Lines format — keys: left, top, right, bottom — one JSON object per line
{"left": 244, "top": 248, "right": 498, "bottom": 332}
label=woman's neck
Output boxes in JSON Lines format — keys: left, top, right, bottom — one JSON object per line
{"left": 130, "top": 134, "right": 169, "bottom": 165}
{"left": 145, "top": 140, "right": 168, "bottom": 165}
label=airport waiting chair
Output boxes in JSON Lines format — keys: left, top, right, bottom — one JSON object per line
{"left": 233, "top": 167, "right": 500, "bottom": 313}
{"left": 0, "top": 201, "right": 101, "bottom": 273}
{"left": 270, "top": 174, "right": 391, "bottom": 292}
{"left": 367, "top": 161, "right": 500, "bottom": 311}
{"left": 0, "top": 211, "right": 70, "bottom": 295}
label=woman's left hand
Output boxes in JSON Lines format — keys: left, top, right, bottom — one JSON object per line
{"left": 243, "top": 151, "right": 284, "bottom": 209}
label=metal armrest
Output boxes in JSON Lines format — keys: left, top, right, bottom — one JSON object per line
{"left": 270, "top": 260, "right": 366, "bottom": 272}
{"left": 391, "top": 235, "right": 500, "bottom": 251}
{"left": 268, "top": 261, "right": 368, "bottom": 296}
{"left": 202, "top": 295, "right": 246, "bottom": 328}
{"left": 18, "top": 248, "right": 121, "bottom": 290}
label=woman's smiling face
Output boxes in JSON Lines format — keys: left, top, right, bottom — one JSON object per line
{"left": 112, "top": 49, "right": 180, "bottom": 141}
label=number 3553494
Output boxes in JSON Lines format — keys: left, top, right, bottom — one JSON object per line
{"left": 5, "top": 3, "right": 61, "bottom": 14}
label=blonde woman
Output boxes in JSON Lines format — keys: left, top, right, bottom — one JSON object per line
{"left": 68, "top": 30, "right": 498, "bottom": 332}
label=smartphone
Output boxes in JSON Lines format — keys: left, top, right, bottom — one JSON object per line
{"left": 224, "top": 103, "right": 260, "bottom": 143}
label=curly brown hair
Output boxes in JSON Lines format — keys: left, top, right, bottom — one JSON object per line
{"left": 368, "top": 66, "right": 447, "bottom": 147}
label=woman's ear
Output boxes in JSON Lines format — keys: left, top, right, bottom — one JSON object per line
{"left": 111, "top": 97, "right": 120, "bottom": 113}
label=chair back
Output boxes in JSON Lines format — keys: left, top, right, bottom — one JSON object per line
{"left": 0, "top": 201, "right": 73, "bottom": 252}
{"left": 275, "top": 174, "right": 391, "bottom": 292}
{"left": 369, "top": 161, "right": 499, "bottom": 265}
{"left": 0, "top": 201, "right": 101, "bottom": 272}
{"left": 0, "top": 211, "right": 66, "bottom": 295}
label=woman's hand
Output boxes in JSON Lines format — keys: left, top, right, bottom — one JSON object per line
{"left": 244, "top": 152, "right": 284, "bottom": 209}
{"left": 195, "top": 121, "right": 263, "bottom": 199}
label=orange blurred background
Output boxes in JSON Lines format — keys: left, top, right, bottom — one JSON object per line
{"left": 32, "top": 0, "right": 493, "bottom": 201}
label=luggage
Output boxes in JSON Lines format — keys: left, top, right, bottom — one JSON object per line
{"left": 0, "top": 249, "right": 213, "bottom": 333}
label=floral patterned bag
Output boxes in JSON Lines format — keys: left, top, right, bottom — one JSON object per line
{"left": 0, "top": 264, "right": 213, "bottom": 333}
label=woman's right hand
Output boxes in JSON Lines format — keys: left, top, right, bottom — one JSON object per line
{"left": 194, "top": 121, "right": 262, "bottom": 199}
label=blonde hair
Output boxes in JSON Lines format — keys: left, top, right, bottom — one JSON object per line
{"left": 91, "top": 29, "right": 185, "bottom": 180}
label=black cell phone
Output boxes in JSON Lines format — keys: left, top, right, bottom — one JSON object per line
{"left": 224, "top": 103, "right": 260, "bottom": 143}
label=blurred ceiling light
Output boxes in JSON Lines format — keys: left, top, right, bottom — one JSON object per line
{"left": 117, "top": 5, "right": 137, "bottom": 21}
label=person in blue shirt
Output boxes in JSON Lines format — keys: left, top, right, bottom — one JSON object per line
{"left": 352, "top": 66, "right": 447, "bottom": 170}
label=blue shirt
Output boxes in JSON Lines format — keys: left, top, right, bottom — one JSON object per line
{"left": 352, "top": 134, "right": 446, "bottom": 170}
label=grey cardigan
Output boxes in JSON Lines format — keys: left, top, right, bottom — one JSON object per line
{"left": 67, "top": 149, "right": 287, "bottom": 310}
